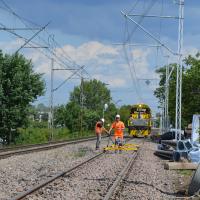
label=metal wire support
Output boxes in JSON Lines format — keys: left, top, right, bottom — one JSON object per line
{"left": 15, "top": 22, "right": 50, "bottom": 53}
{"left": 126, "top": 14, "right": 182, "bottom": 19}
{"left": 164, "top": 56, "right": 170, "bottom": 132}
{"left": 113, "top": 43, "right": 161, "bottom": 48}
{"left": 159, "top": 102, "right": 164, "bottom": 134}
{"left": 80, "top": 71, "right": 84, "bottom": 137}
{"left": 175, "top": 0, "right": 184, "bottom": 141}
{"left": 49, "top": 58, "right": 54, "bottom": 140}
{"left": 121, "top": 11, "right": 176, "bottom": 56}
{"left": 162, "top": 103, "right": 165, "bottom": 134}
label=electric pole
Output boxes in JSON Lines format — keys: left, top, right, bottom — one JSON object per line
{"left": 175, "top": 0, "right": 184, "bottom": 141}
{"left": 49, "top": 58, "right": 54, "bottom": 140}
{"left": 80, "top": 70, "right": 84, "bottom": 137}
{"left": 164, "top": 55, "right": 170, "bottom": 132}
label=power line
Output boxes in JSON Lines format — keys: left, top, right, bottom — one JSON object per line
{"left": 125, "top": 0, "right": 158, "bottom": 43}
{"left": 122, "top": 18, "right": 143, "bottom": 102}
{"left": 16, "top": 22, "right": 50, "bottom": 53}
{"left": 0, "top": 0, "right": 83, "bottom": 70}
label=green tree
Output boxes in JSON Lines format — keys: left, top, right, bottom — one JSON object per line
{"left": 69, "top": 79, "right": 113, "bottom": 131}
{"left": 36, "top": 103, "right": 49, "bottom": 112}
{"left": 70, "top": 79, "right": 111, "bottom": 112}
{"left": 154, "top": 53, "right": 200, "bottom": 127}
{"left": 54, "top": 105, "right": 66, "bottom": 127}
{"left": 154, "top": 63, "right": 177, "bottom": 125}
{"left": 0, "top": 52, "right": 45, "bottom": 144}
{"left": 54, "top": 79, "right": 114, "bottom": 132}
{"left": 64, "top": 102, "right": 81, "bottom": 132}
{"left": 119, "top": 105, "right": 132, "bottom": 126}
{"left": 104, "top": 103, "right": 117, "bottom": 125}
{"left": 83, "top": 109, "right": 99, "bottom": 130}
{"left": 183, "top": 54, "right": 200, "bottom": 125}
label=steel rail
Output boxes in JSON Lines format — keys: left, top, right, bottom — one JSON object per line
{"left": 0, "top": 134, "right": 133, "bottom": 154}
{"left": 0, "top": 136, "right": 94, "bottom": 152}
{"left": 103, "top": 148, "right": 139, "bottom": 200}
{"left": 0, "top": 137, "right": 93, "bottom": 152}
{"left": 10, "top": 152, "right": 104, "bottom": 200}
{"left": 0, "top": 137, "right": 98, "bottom": 159}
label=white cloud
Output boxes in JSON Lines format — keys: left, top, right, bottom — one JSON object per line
{"left": 183, "top": 46, "right": 198, "bottom": 57}
{"left": 93, "top": 73, "right": 126, "bottom": 88}
{"left": 3, "top": 39, "right": 198, "bottom": 98}
{"left": 55, "top": 41, "right": 119, "bottom": 67}
{"left": 124, "top": 47, "right": 156, "bottom": 79}
{"left": 0, "top": 39, "right": 24, "bottom": 53}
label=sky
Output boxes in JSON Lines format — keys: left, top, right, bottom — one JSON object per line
{"left": 0, "top": 0, "right": 199, "bottom": 115}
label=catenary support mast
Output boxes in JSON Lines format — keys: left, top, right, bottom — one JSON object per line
{"left": 175, "top": 0, "right": 184, "bottom": 141}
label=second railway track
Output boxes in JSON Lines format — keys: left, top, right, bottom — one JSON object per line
{"left": 0, "top": 136, "right": 98, "bottom": 159}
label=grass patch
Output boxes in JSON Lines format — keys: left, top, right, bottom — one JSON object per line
{"left": 72, "top": 147, "right": 90, "bottom": 158}
{"left": 177, "top": 169, "right": 194, "bottom": 177}
{"left": 14, "top": 127, "right": 94, "bottom": 146}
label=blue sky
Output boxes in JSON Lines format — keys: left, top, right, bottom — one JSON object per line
{"left": 0, "top": 0, "right": 199, "bottom": 114}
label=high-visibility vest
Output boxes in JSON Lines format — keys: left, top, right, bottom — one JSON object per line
{"left": 111, "top": 121, "right": 125, "bottom": 138}
{"left": 95, "top": 122, "right": 103, "bottom": 135}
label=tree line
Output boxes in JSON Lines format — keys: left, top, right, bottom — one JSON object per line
{"left": 0, "top": 51, "right": 44, "bottom": 144}
{"left": 54, "top": 79, "right": 131, "bottom": 131}
{"left": 154, "top": 53, "right": 200, "bottom": 128}
{"left": 0, "top": 50, "right": 131, "bottom": 144}
{"left": 0, "top": 49, "right": 199, "bottom": 144}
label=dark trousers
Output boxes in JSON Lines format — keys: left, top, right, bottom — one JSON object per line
{"left": 96, "top": 134, "right": 101, "bottom": 149}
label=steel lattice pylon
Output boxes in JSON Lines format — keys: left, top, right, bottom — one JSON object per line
{"left": 164, "top": 56, "right": 169, "bottom": 132}
{"left": 175, "top": 0, "right": 184, "bottom": 141}
{"left": 121, "top": 0, "right": 184, "bottom": 139}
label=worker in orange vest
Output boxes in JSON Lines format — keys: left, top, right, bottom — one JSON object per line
{"left": 95, "top": 118, "right": 108, "bottom": 150}
{"left": 109, "top": 114, "right": 125, "bottom": 148}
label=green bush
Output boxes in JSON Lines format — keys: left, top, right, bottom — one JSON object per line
{"left": 14, "top": 127, "right": 94, "bottom": 145}
{"left": 15, "top": 128, "right": 49, "bottom": 144}
{"left": 29, "top": 121, "right": 48, "bottom": 129}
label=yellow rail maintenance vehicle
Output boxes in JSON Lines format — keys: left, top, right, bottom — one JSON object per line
{"left": 128, "top": 104, "right": 152, "bottom": 137}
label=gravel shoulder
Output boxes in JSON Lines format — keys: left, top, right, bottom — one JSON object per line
{"left": 0, "top": 138, "right": 108, "bottom": 200}
{"left": 25, "top": 140, "right": 140, "bottom": 200}
{"left": 1, "top": 139, "right": 191, "bottom": 200}
{"left": 112, "top": 141, "right": 192, "bottom": 200}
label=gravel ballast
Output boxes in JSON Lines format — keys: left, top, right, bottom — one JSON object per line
{"left": 0, "top": 138, "right": 108, "bottom": 200}
{"left": 24, "top": 142, "right": 138, "bottom": 200}
{"left": 112, "top": 141, "right": 185, "bottom": 200}
{"left": 0, "top": 139, "right": 190, "bottom": 200}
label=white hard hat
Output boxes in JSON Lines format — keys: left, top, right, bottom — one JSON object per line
{"left": 115, "top": 114, "right": 120, "bottom": 119}
{"left": 101, "top": 118, "right": 105, "bottom": 123}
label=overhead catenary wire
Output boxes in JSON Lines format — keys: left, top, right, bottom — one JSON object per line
{"left": 0, "top": 1, "right": 93, "bottom": 139}
{"left": 0, "top": 0, "right": 109, "bottom": 93}
{"left": 125, "top": 0, "right": 158, "bottom": 43}
{"left": 53, "top": 65, "right": 85, "bottom": 92}
{"left": 0, "top": 14, "right": 89, "bottom": 90}
{"left": 122, "top": 17, "right": 143, "bottom": 103}
{"left": 121, "top": 0, "right": 167, "bottom": 105}
{"left": 0, "top": 0, "right": 84, "bottom": 71}
{"left": 15, "top": 22, "right": 50, "bottom": 53}
{"left": 126, "top": 0, "right": 139, "bottom": 15}
{"left": 121, "top": 0, "right": 180, "bottom": 116}
{"left": 0, "top": 1, "right": 93, "bottom": 135}
{"left": 0, "top": 20, "right": 76, "bottom": 73}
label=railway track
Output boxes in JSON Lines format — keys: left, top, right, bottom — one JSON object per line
{"left": 0, "top": 136, "right": 97, "bottom": 159}
{"left": 10, "top": 152, "right": 105, "bottom": 200}
{"left": 9, "top": 138, "right": 141, "bottom": 200}
{"left": 0, "top": 135, "right": 133, "bottom": 159}
{"left": 103, "top": 150, "right": 139, "bottom": 200}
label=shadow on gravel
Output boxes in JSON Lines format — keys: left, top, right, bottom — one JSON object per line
{"left": 83, "top": 177, "right": 114, "bottom": 181}
{"left": 122, "top": 180, "right": 187, "bottom": 197}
